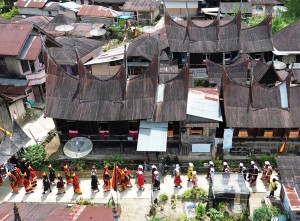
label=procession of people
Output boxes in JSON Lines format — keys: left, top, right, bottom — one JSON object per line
{"left": 1, "top": 158, "right": 279, "bottom": 198}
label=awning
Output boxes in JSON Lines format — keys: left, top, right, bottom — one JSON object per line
{"left": 137, "top": 120, "right": 168, "bottom": 152}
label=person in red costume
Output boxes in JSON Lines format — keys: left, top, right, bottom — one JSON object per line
{"left": 174, "top": 169, "right": 182, "bottom": 188}
{"left": 22, "top": 172, "right": 34, "bottom": 194}
{"left": 123, "top": 168, "right": 133, "bottom": 188}
{"left": 72, "top": 173, "right": 82, "bottom": 194}
{"left": 137, "top": 170, "right": 145, "bottom": 191}
{"left": 103, "top": 171, "right": 111, "bottom": 192}
{"left": 8, "top": 172, "right": 19, "bottom": 193}
{"left": 64, "top": 164, "right": 73, "bottom": 185}
{"left": 14, "top": 167, "right": 23, "bottom": 187}
{"left": 28, "top": 166, "right": 37, "bottom": 187}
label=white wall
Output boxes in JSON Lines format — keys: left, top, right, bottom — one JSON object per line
{"left": 9, "top": 99, "right": 26, "bottom": 120}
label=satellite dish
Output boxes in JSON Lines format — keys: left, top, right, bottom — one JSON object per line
{"left": 272, "top": 61, "right": 287, "bottom": 70}
{"left": 63, "top": 137, "right": 93, "bottom": 158}
{"left": 55, "top": 24, "right": 74, "bottom": 32}
{"left": 89, "top": 28, "right": 107, "bottom": 37}
{"left": 142, "top": 26, "right": 157, "bottom": 34}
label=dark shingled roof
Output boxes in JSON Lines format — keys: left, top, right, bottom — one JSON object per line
{"left": 240, "top": 15, "right": 273, "bottom": 53}
{"left": 218, "top": 11, "right": 241, "bottom": 52}
{"left": 251, "top": 73, "right": 291, "bottom": 109}
{"left": 165, "top": 12, "right": 189, "bottom": 52}
{"left": 222, "top": 68, "right": 300, "bottom": 128}
{"left": 127, "top": 36, "right": 159, "bottom": 61}
{"left": 49, "top": 37, "right": 105, "bottom": 65}
{"left": 220, "top": 2, "right": 252, "bottom": 14}
{"left": 253, "top": 60, "right": 282, "bottom": 84}
{"left": 153, "top": 60, "right": 189, "bottom": 122}
{"left": 187, "top": 18, "right": 219, "bottom": 54}
{"left": 122, "top": 0, "right": 161, "bottom": 11}
{"left": 206, "top": 59, "right": 248, "bottom": 84}
{"left": 273, "top": 19, "right": 300, "bottom": 51}
{"left": 45, "top": 50, "right": 160, "bottom": 121}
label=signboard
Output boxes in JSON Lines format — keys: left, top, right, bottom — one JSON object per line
{"left": 223, "top": 128, "right": 234, "bottom": 149}
{"left": 192, "top": 144, "right": 211, "bottom": 153}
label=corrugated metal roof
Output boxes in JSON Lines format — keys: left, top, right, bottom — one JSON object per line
{"left": 78, "top": 5, "right": 121, "bottom": 18}
{"left": 122, "top": 0, "right": 161, "bottom": 11}
{"left": 15, "top": 0, "right": 47, "bottom": 8}
{"left": 18, "top": 35, "right": 42, "bottom": 60}
{"left": 84, "top": 45, "right": 124, "bottom": 65}
{"left": 0, "top": 23, "right": 33, "bottom": 56}
{"left": 0, "top": 78, "right": 29, "bottom": 86}
{"left": 187, "top": 88, "right": 223, "bottom": 122}
{"left": 18, "top": 15, "right": 53, "bottom": 29}
{"left": 59, "top": 2, "right": 82, "bottom": 12}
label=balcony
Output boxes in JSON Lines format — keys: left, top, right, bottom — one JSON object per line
{"left": 26, "top": 69, "right": 46, "bottom": 86}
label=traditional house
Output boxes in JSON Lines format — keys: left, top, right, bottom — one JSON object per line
{"left": 15, "top": 0, "right": 49, "bottom": 16}
{"left": 77, "top": 5, "right": 121, "bottom": 25}
{"left": 276, "top": 156, "right": 300, "bottom": 221}
{"left": 250, "top": 0, "right": 283, "bottom": 16}
{"left": 91, "top": 0, "right": 126, "bottom": 11}
{"left": 0, "top": 23, "right": 60, "bottom": 103}
{"left": 121, "top": 0, "right": 161, "bottom": 24}
{"left": 49, "top": 37, "right": 105, "bottom": 75}
{"left": 222, "top": 60, "right": 300, "bottom": 155}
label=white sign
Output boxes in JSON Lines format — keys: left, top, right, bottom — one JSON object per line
{"left": 192, "top": 144, "right": 211, "bottom": 153}
{"left": 223, "top": 128, "right": 234, "bottom": 149}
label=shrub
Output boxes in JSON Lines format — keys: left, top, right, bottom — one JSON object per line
{"left": 76, "top": 197, "right": 94, "bottom": 206}
{"left": 70, "top": 160, "right": 86, "bottom": 171}
{"left": 21, "top": 144, "right": 46, "bottom": 170}
{"left": 252, "top": 206, "right": 281, "bottom": 221}
{"left": 207, "top": 208, "right": 225, "bottom": 221}
{"left": 158, "top": 193, "right": 169, "bottom": 202}
{"left": 181, "top": 187, "right": 207, "bottom": 201}
{"left": 196, "top": 203, "right": 206, "bottom": 219}
{"left": 104, "top": 155, "right": 125, "bottom": 168}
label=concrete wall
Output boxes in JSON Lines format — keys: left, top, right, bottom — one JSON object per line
{"left": 8, "top": 99, "right": 26, "bottom": 120}
{"left": 91, "top": 63, "right": 121, "bottom": 76}
{"left": 25, "top": 86, "right": 35, "bottom": 102}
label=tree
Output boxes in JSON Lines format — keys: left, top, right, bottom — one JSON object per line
{"left": 252, "top": 206, "right": 281, "bottom": 221}
{"left": 283, "top": 0, "right": 300, "bottom": 19}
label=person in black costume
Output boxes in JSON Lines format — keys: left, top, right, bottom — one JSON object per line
{"left": 91, "top": 172, "right": 99, "bottom": 192}
{"left": 48, "top": 164, "right": 56, "bottom": 185}
{"left": 42, "top": 172, "right": 52, "bottom": 194}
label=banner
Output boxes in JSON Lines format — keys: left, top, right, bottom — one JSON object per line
{"left": 223, "top": 128, "right": 234, "bottom": 149}
{"left": 111, "top": 163, "right": 118, "bottom": 191}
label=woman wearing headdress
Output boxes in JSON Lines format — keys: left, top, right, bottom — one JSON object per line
{"left": 56, "top": 174, "right": 66, "bottom": 194}
{"left": 153, "top": 171, "right": 160, "bottom": 191}
{"left": 28, "top": 166, "right": 37, "bottom": 187}
{"left": 123, "top": 168, "right": 133, "bottom": 188}
{"left": 261, "top": 161, "right": 270, "bottom": 180}
{"left": 137, "top": 170, "right": 145, "bottom": 191}
{"left": 8, "top": 172, "right": 19, "bottom": 194}
{"left": 265, "top": 166, "right": 273, "bottom": 184}
{"left": 91, "top": 171, "right": 99, "bottom": 192}
{"left": 14, "top": 167, "right": 24, "bottom": 187}
{"left": 72, "top": 173, "right": 82, "bottom": 194}
{"left": 187, "top": 163, "right": 194, "bottom": 181}
{"left": 192, "top": 171, "right": 198, "bottom": 188}
{"left": 42, "top": 172, "right": 52, "bottom": 194}
{"left": 103, "top": 170, "right": 111, "bottom": 192}
{"left": 151, "top": 165, "right": 157, "bottom": 185}
{"left": 91, "top": 165, "right": 97, "bottom": 176}
{"left": 103, "top": 164, "right": 109, "bottom": 181}
{"left": 119, "top": 170, "right": 127, "bottom": 192}
{"left": 48, "top": 164, "right": 56, "bottom": 185}
{"left": 22, "top": 172, "right": 34, "bottom": 194}
{"left": 64, "top": 164, "right": 73, "bottom": 185}
{"left": 174, "top": 169, "right": 182, "bottom": 188}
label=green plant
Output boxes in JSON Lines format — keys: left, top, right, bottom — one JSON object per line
{"left": 76, "top": 197, "right": 94, "bottom": 206}
{"left": 158, "top": 193, "right": 169, "bottom": 202}
{"left": 104, "top": 155, "right": 125, "bottom": 168}
{"left": 252, "top": 206, "right": 281, "bottom": 221}
{"left": 214, "top": 157, "right": 223, "bottom": 172}
{"left": 181, "top": 187, "right": 207, "bottom": 201}
{"left": 207, "top": 208, "right": 225, "bottom": 221}
{"left": 71, "top": 160, "right": 86, "bottom": 171}
{"left": 0, "top": 7, "right": 18, "bottom": 19}
{"left": 21, "top": 144, "right": 46, "bottom": 170}
{"left": 196, "top": 203, "right": 206, "bottom": 219}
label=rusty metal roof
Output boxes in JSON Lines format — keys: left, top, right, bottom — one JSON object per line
{"left": 0, "top": 23, "right": 33, "bottom": 56}
{"left": 122, "top": 0, "right": 161, "bottom": 11}
{"left": 15, "top": 0, "right": 47, "bottom": 8}
{"left": 18, "top": 35, "right": 42, "bottom": 60}
{"left": 0, "top": 202, "right": 119, "bottom": 221}
{"left": 77, "top": 5, "right": 121, "bottom": 18}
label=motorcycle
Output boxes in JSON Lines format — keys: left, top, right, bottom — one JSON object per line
{"left": 161, "top": 155, "right": 171, "bottom": 176}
